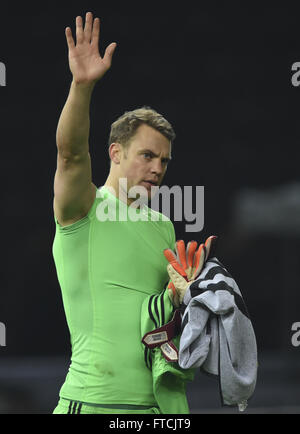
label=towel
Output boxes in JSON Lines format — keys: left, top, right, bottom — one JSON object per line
{"left": 179, "top": 258, "right": 258, "bottom": 411}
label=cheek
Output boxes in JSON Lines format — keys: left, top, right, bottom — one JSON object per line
{"left": 123, "top": 159, "right": 145, "bottom": 179}
{"left": 123, "top": 162, "right": 142, "bottom": 185}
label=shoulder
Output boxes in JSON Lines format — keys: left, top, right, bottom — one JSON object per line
{"left": 147, "top": 206, "right": 173, "bottom": 224}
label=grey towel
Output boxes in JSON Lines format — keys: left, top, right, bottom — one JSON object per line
{"left": 179, "top": 258, "right": 258, "bottom": 411}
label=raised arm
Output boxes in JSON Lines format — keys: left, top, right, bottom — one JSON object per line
{"left": 54, "top": 12, "right": 117, "bottom": 226}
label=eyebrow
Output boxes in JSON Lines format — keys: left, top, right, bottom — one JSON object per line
{"left": 140, "top": 149, "right": 172, "bottom": 162}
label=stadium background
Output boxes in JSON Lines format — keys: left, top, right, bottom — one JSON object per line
{"left": 0, "top": 2, "right": 299, "bottom": 413}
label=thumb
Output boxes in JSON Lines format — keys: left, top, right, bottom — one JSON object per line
{"left": 167, "top": 264, "right": 188, "bottom": 291}
{"left": 103, "top": 42, "right": 117, "bottom": 67}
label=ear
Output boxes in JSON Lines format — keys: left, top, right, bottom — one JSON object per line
{"left": 109, "top": 142, "right": 122, "bottom": 164}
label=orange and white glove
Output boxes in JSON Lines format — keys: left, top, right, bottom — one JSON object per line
{"left": 163, "top": 236, "right": 218, "bottom": 308}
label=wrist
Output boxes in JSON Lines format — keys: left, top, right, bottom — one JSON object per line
{"left": 71, "top": 79, "right": 97, "bottom": 93}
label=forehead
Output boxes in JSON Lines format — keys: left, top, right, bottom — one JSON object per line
{"left": 129, "top": 124, "right": 171, "bottom": 156}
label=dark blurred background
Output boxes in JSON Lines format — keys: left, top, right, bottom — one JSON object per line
{"left": 0, "top": 1, "right": 300, "bottom": 414}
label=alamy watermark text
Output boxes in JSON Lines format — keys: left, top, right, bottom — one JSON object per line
{"left": 96, "top": 179, "right": 204, "bottom": 233}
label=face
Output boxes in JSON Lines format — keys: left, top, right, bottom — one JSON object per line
{"left": 112, "top": 124, "right": 172, "bottom": 204}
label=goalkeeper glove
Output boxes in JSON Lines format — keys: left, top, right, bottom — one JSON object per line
{"left": 163, "top": 235, "right": 218, "bottom": 307}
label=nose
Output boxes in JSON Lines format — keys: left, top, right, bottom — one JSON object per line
{"left": 150, "top": 159, "right": 163, "bottom": 177}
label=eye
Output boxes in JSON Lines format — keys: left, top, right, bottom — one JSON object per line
{"left": 143, "top": 153, "right": 152, "bottom": 159}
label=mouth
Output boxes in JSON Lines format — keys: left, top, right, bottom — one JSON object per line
{"left": 140, "top": 180, "right": 159, "bottom": 192}
{"left": 143, "top": 180, "right": 158, "bottom": 186}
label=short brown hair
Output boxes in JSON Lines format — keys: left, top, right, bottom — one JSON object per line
{"left": 108, "top": 106, "right": 176, "bottom": 150}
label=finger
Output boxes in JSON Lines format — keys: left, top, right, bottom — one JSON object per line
{"left": 168, "top": 287, "right": 179, "bottom": 308}
{"left": 168, "top": 280, "right": 174, "bottom": 289}
{"left": 205, "top": 235, "right": 218, "bottom": 260}
{"left": 186, "top": 240, "right": 198, "bottom": 269}
{"left": 103, "top": 42, "right": 117, "bottom": 67}
{"left": 76, "top": 15, "right": 84, "bottom": 44}
{"left": 167, "top": 265, "right": 187, "bottom": 306}
{"left": 83, "top": 11, "right": 93, "bottom": 42}
{"left": 168, "top": 281, "right": 176, "bottom": 295}
{"left": 168, "top": 281, "right": 178, "bottom": 307}
{"left": 191, "top": 244, "right": 206, "bottom": 280}
{"left": 175, "top": 240, "right": 187, "bottom": 270}
{"left": 164, "top": 248, "right": 177, "bottom": 264}
{"left": 185, "top": 240, "right": 198, "bottom": 280}
{"left": 171, "top": 261, "right": 188, "bottom": 278}
{"left": 91, "top": 17, "right": 100, "bottom": 50}
{"left": 164, "top": 248, "right": 187, "bottom": 278}
{"left": 65, "top": 27, "right": 75, "bottom": 50}
{"left": 167, "top": 264, "right": 189, "bottom": 301}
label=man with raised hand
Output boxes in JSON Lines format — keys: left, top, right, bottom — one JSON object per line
{"left": 52, "top": 12, "right": 191, "bottom": 414}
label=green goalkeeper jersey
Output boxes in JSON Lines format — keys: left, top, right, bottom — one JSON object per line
{"left": 52, "top": 186, "right": 176, "bottom": 406}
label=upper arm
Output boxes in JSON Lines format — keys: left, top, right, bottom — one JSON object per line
{"left": 53, "top": 151, "right": 97, "bottom": 226}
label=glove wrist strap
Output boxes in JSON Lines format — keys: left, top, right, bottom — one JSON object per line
{"left": 141, "top": 310, "right": 182, "bottom": 362}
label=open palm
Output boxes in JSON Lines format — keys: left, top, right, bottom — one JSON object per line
{"left": 65, "top": 12, "right": 117, "bottom": 84}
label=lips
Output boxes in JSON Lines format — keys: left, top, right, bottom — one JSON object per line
{"left": 143, "top": 180, "right": 158, "bottom": 186}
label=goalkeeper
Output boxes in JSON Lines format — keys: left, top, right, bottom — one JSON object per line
{"left": 52, "top": 11, "right": 190, "bottom": 414}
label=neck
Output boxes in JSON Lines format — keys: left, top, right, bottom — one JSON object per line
{"left": 104, "top": 176, "right": 148, "bottom": 208}
{"left": 104, "top": 175, "right": 132, "bottom": 206}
